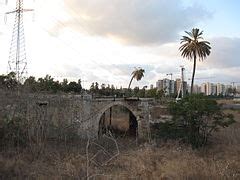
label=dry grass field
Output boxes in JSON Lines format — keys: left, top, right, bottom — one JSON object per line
{"left": 0, "top": 109, "right": 240, "bottom": 179}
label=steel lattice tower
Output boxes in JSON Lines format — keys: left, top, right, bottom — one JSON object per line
{"left": 6, "top": 0, "right": 33, "bottom": 82}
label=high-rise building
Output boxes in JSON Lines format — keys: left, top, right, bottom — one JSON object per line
{"left": 192, "top": 85, "right": 201, "bottom": 94}
{"left": 194, "top": 83, "right": 239, "bottom": 96}
{"left": 201, "top": 83, "right": 207, "bottom": 95}
{"left": 169, "top": 80, "right": 175, "bottom": 94}
{"left": 163, "top": 78, "right": 170, "bottom": 95}
{"left": 175, "top": 78, "right": 187, "bottom": 95}
{"left": 225, "top": 85, "right": 232, "bottom": 95}
{"left": 217, "top": 83, "right": 226, "bottom": 95}
{"left": 156, "top": 78, "right": 188, "bottom": 96}
{"left": 162, "top": 78, "right": 171, "bottom": 95}
{"left": 206, "top": 82, "right": 213, "bottom": 95}
{"left": 156, "top": 78, "right": 176, "bottom": 95}
{"left": 156, "top": 80, "right": 163, "bottom": 90}
{"left": 212, "top": 84, "right": 217, "bottom": 95}
{"left": 204, "top": 82, "right": 217, "bottom": 95}
{"left": 175, "top": 78, "right": 181, "bottom": 94}
{"left": 236, "top": 85, "right": 240, "bottom": 93}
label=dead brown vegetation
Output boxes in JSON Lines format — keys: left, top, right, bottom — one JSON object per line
{"left": 0, "top": 108, "right": 240, "bottom": 179}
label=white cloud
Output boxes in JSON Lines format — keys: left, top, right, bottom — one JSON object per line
{"left": 206, "top": 37, "right": 240, "bottom": 68}
{"left": 61, "top": 0, "right": 211, "bottom": 45}
{"left": 1, "top": 0, "right": 239, "bottom": 88}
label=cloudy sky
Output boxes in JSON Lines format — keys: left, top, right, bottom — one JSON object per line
{"left": 0, "top": 0, "right": 239, "bottom": 88}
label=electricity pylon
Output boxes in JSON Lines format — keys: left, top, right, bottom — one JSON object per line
{"left": 5, "top": 0, "right": 33, "bottom": 83}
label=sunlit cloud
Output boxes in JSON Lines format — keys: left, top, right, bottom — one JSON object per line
{"left": 0, "top": 0, "right": 239, "bottom": 88}
{"left": 62, "top": 0, "right": 211, "bottom": 45}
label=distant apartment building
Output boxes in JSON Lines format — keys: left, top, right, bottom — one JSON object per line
{"left": 150, "top": 84, "right": 154, "bottom": 89}
{"left": 200, "top": 83, "right": 216, "bottom": 95}
{"left": 192, "top": 84, "right": 201, "bottom": 94}
{"left": 156, "top": 78, "right": 175, "bottom": 95}
{"left": 205, "top": 82, "right": 217, "bottom": 95}
{"left": 217, "top": 83, "right": 226, "bottom": 95}
{"left": 156, "top": 79, "right": 163, "bottom": 90}
{"left": 201, "top": 83, "right": 227, "bottom": 96}
{"left": 201, "top": 83, "right": 207, "bottom": 94}
{"left": 212, "top": 84, "right": 217, "bottom": 95}
{"left": 169, "top": 80, "right": 175, "bottom": 94}
{"left": 156, "top": 78, "right": 188, "bottom": 96}
{"left": 206, "top": 82, "right": 212, "bottom": 95}
{"left": 175, "top": 78, "right": 187, "bottom": 95}
{"left": 186, "top": 84, "right": 199, "bottom": 94}
{"left": 225, "top": 84, "right": 240, "bottom": 96}
{"left": 236, "top": 85, "right": 240, "bottom": 93}
{"left": 225, "top": 85, "right": 232, "bottom": 95}
{"left": 175, "top": 79, "right": 181, "bottom": 94}
{"left": 193, "top": 82, "right": 238, "bottom": 96}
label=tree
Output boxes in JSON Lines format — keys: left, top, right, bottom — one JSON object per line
{"left": 179, "top": 28, "right": 211, "bottom": 94}
{"left": 61, "top": 79, "right": 68, "bottom": 92}
{"left": 77, "top": 79, "right": 82, "bottom": 90}
{"left": 36, "top": 75, "right": 61, "bottom": 93}
{"left": 95, "top": 82, "right": 99, "bottom": 91}
{"left": 133, "top": 87, "right": 140, "bottom": 96}
{"left": 156, "top": 89, "right": 165, "bottom": 99}
{"left": 67, "top": 81, "right": 82, "bottom": 93}
{"left": 0, "top": 72, "right": 18, "bottom": 90}
{"left": 128, "top": 67, "right": 145, "bottom": 89}
{"left": 101, "top": 83, "right": 106, "bottom": 90}
{"left": 146, "top": 88, "right": 157, "bottom": 98}
{"left": 226, "top": 87, "right": 237, "bottom": 96}
{"left": 167, "top": 94, "right": 235, "bottom": 148}
{"left": 24, "top": 76, "right": 37, "bottom": 92}
{"left": 90, "top": 83, "right": 95, "bottom": 93}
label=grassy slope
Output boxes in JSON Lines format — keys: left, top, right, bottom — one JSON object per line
{"left": 0, "top": 110, "right": 240, "bottom": 180}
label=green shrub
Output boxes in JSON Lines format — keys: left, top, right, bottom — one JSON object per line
{"left": 0, "top": 116, "right": 28, "bottom": 147}
{"left": 154, "top": 94, "right": 235, "bottom": 148}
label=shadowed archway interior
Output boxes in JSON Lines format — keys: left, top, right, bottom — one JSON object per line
{"left": 98, "top": 105, "right": 138, "bottom": 138}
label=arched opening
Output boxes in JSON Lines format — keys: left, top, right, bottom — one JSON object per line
{"left": 98, "top": 105, "right": 138, "bottom": 138}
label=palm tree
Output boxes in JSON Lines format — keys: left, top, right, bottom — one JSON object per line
{"left": 128, "top": 67, "right": 145, "bottom": 89}
{"left": 179, "top": 28, "right": 211, "bottom": 94}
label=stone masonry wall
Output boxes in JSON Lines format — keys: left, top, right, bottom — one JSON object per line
{"left": 0, "top": 92, "right": 169, "bottom": 140}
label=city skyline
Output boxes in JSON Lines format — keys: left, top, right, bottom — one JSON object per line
{"left": 0, "top": 0, "right": 239, "bottom": 88}
{"left": 155, "top": 77, "right": 240, "bottom": 96}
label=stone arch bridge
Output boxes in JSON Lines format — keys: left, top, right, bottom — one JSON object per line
{"left": 0, "top": 94, "right": 171, "bottom": 140}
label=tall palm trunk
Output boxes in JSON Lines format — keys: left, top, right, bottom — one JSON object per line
{"left": 191, "top": 54, "right": 197, "bottom": 94}
{"left": 128, "top": 76, "right": 134, "bottom": 89}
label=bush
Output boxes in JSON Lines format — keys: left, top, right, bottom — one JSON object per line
{"left": 154, "top": 94, "right": 235, "bottom": 148}
{"left": 0, "top": 116, "right": 28, "bottom": 148}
